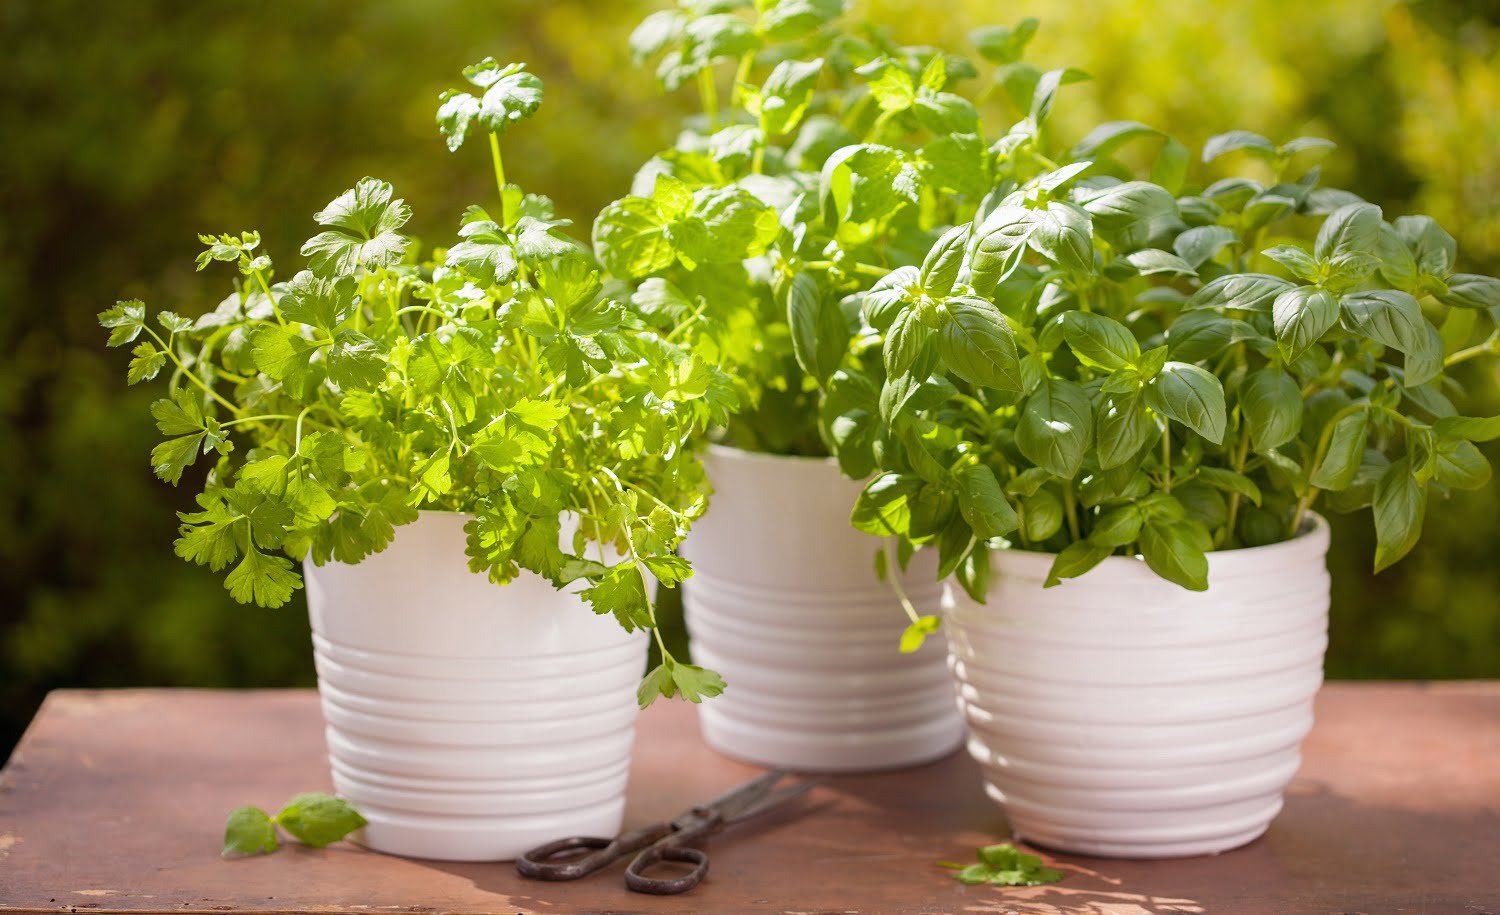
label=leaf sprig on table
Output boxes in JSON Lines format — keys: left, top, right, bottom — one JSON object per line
{"left": 940, "top": 842, "right": 1065, "bottom": 887}
{"left": 102, "top": 60, "right": 734, "bottom": 706}
{"left": 223, "top": 793, "right": 366, "bottom": 857}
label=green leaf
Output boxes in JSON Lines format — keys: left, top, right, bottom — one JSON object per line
{"left": 300, "top": 178, "right": 412, "bottom": 277}
{"left": 127, "top": 342, "right": 167, "bottom": 385}
{"left": 1017, "top": 378, "right": 1094, "bottom": 479}
{"left": 1151, "top": 137, "right": 1190, "bottom": 195}
{"left": 938, "top": 297, "right": 1023, "bottom": 391}
{"left": 1202, "top": 130, "right": 1276, "bottom": 163}
{"left": 851, "top": 473, "right": 919, "bottom": 536}
{"left": 582, "top": 562, "right": 653, "bottom": 631}
{"left": 592, "top": 196, "right": 673, "bottom": 279}
{"left": 1139, "top": 517, "right": 1211, "bottom": 591}
{"left": 971, "top": 18, "right": 1039, "bottom": 65}
{"left": 1022, "top": 488, "right": 1063, "bottom": 541}
{"left": 637, "top": 656, "right": 727, "bottom": 707}
{"left": 1081, "top": 181, "right": 1176, "bottom": 246}
{"left": 1373, "top": 458, "right": 1426, "bottom": 573}
{"left": 1314, "top": 202, "right": 1383, "bottom": 263}
{"left": 753, "top": 58, "right": 823, "bottom": 136}
{"left": 786, "top": 272, "right": 848, "bottom": 387}
{"left": 1272, "top": 286, "right": 1339, "bottom": 362}
{"left": 1044, "top": 540, "right": 1112, "bottom": 587}
{"left": 1145, "top": 362, "right": 1227, "bottom": 444}
{"left": 279, "top": 271, "right": 357, "bottom": 332}
{"left": 1240, "top": 367, "right": 1303, "bottom": 451}
{"left": 100, "top": 299, "right": 150, "bottom": 347}
{"left": 1126, "top": 248, "right": 1197, "bottom": 277}
{"left": 899, "top": 615, "right": 942, "bottom": 654}
{"left": 1434, "top": 415, "right": 1500, "bottom": 442}
{"left": 757, "top": 0, "right": 843, "bottom": 41}
{"left": 224, "top": 545, "right": 302, "bottom": 608}
{"left": 1089, "top": 504, "right": 1145, "bottom": 547}
{"left": 920, "top": 225, "right": 970, "bottom": 297}
{"left": 1096, "top": 390, "right": 1152, "bottom": 470}
{"left": 436, "top": 89, "right": 480, "bottom": 152}
{"left": 967, "top": 206, "right": 1036, "bottom": 295}
{"left": 251, "top": 325, "right": 325, "bottom": 402}
{"left": 1435, "top": 439, "right": 1491, "bottom": 491}
{"left": 1173, "top": 225, "right": 1238, "bottom": 268}
{"left": 1262, "top": 245, "right": 1320, "bottom": 282}
{"left": 1187, "top": 273, "right": 1295, "bottom": 313}
{"left": 954, "top": 463, "right": 1020, "bottom": 539}
{"left": 275, "top": 793, "right": 367, "bottom": 849}
{"left": 1341, "top": 290, "right": 1427, "bottom": 354}
{"left": 1028, "top": 201, "right": 1094, "bottom": 273}
{"left": 471, "top": 63, "right": 544, "bottom": 134}
{"left": 1309, "top": 410, "right": 1370, "bottom": 490}
{"left": 447, "top": 221, "right": 519, "bottom": 286}
{"left": 1437, "top": 274, "right": 1500, "bottom": 310}
{"left": 820, "top": 144, "right": 920, "bottom": 231}
{"left": 1060, "top": 311, "right": 1140, "bottom": 371}
{"left": 223, "top": 807, "right": 278, "bottom": 858}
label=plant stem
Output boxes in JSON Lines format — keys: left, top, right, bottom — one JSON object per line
{"left": 698, "top": 68, "right": 719, "bottom": 129}
{"left": 252, "top": 269, "right": 287, "bottom": 327}
{"left": 1160, "top": 420, "right": 1172, "bottom": 493}
{"left": 1445, "top": 336, "right": 1500, "bottom": 367}
{"left": 884, "top": 540, "right": 922, "bottom": 625}
{"left": 1220, "top": 429, "right": 1252, "bottom": 548}
{"left": 221, "top": 414, "right": 296, "bottom": 429}
{"left": 145, "top": 327, "right": 242, "bottom": 416}
{"left": 488, "top": 132, "right": 510, "bottom": 226}
{"left": 802, "top": 259, "right": 889, "bottom": 279}
{"left": 1062, "top": 485, "right": 1081, "bottom": 541}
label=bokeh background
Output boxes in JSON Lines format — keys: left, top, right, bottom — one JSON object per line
{"left": 3, "top": 0, "right": 1498, "bottom": 755}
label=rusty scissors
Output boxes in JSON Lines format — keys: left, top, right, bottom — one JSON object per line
{"left": 515, "top": 769, "right": 817, "bottom": 895}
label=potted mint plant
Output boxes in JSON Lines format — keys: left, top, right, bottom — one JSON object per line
{"left": 101, "top": 61, "right": 733, "bottom": 862}
{"left": 825, "top": 42, "right": 1500, "bottom": 854}
{"left": 591, "top": 1, "right": 1013, "bottom": 771}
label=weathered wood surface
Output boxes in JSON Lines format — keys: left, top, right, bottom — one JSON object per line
{"left": 1, "top": 684, "right": 1498, "bottom": 914}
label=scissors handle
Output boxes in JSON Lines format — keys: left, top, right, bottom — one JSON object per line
{"left": 624, "top": 843, "right": 709, "bottom": 895}
{"left": 515, "top": 821, "right": 673, "bottom": 881}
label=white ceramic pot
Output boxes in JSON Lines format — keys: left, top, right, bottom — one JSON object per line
{"left": 945, "top": 516, "right": 1330, "bottom": 858}
{"left": 680, "top": 445, "right": 965, "bottom": 772}
{"left": 303, "top": 511, "right": 647, "bottom": 862}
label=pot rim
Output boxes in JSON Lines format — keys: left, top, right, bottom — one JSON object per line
{"left": 706, "top": 441, "right": 837, "bottom": 468}
{"left": 990, "top": 512, "right": 1331, "bottom": 576}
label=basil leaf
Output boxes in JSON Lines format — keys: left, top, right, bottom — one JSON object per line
{"left": 1044, "top": 540, "right": 1111, "bottom": 587}
{"left": 1373, "top": 458, "right": 1426, "bottom": 572}
{"left": 1272, "top": 286, "right": 1340, "bottom": 361}
{"left": 1096, "top": 390, "right": 1152, "bottom": 470}
{"left": 786, "top": 272, "right": 848, "bottom": 387}
{"left": 1309, "top": 410, "right": 1370, "bottom": 491}
{"left": 938, "top": 296, "right": 1023, "bottom": 391}
{"left": 275, "top": 793, "right": 367, "bottom": 849}
{"left": 955, "top": 463, "right": 1021, "bottom": 538}
{"left": 1145, "top": 362, "right": 1227, "bottom": 444}
{"left": 1139, "top": 517, "right": 1212, "bottom": 591}
{"left": 1061, "top": 311, "right": 1140, "bottom": 370}
{"left": 1018, "top": 378, "right": 1094, "bottom": 479}
{"left": 1239, "top": 368, "right": 1303, "bottom": 451}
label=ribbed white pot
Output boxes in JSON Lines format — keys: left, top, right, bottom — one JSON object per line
{"left": 945, "top": 516, "right": 1331, "bottom": 858}
{"left": 303, "top": 511, "right": 647, "bottom": 862}
{"left": 680, "top": 445, "right": 965, "bottom": 772}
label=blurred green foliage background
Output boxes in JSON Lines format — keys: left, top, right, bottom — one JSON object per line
{"left": 3, "top": 0, "right": 1498, "bottom": 754}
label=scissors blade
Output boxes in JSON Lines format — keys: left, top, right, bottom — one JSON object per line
{"left": 672, "top": 769, "right": 790, "bottom": 828}
{"left": 723, "top": 776, "right": 821, "bottom": 825}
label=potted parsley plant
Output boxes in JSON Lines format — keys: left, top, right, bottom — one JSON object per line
{"left": 101, "top": 61, "right": 734, "bottom": 862}
{"left": 591, "top": 0, "right": 1007, "bottom": 772}
{"left": 828, "top": 40, "right": 1500, "bottom": 855}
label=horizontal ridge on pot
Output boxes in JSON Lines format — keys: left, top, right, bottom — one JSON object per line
{"left": 946, "top": 516, "right": 1331, "bottom": 858}
{"left": 681, "top": 445, "right": 965, "bottom": 772}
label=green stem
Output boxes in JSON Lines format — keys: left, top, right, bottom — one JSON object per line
{"left": 864, "top": 107, "right": 896, "bottom": 143}
{"left": 145, "top": 327, "right": 242, "bottom": 416}
{"left": 802, "top": 259, "right": 889, "bottom": 279}
{"left": 221, "top": 414, "right": 296, "bottom": 429}
{"left": 1220, "top": 429, "right": 1252, "bottom": 548}
{"left": 488, "top": 132, "right": 510, "bottom": 226}
{"left": 1161, "top": 420, "right": 1172, "bottom": 493}
{"left": 1445, "top": 336, "right": 1500, "bottom": 367}
{"left": 698, "top": 68, "right": 719, "bottom": 130}
{"left": 251, "top": 269, "right": 287, "bottom": 327}
{"left": 733, "top": 52, "right": 755, "bottom": 103}
{"left": 293, "top": 406, "right": 312, "bottom": 453}
{"left": 884, "top": 540, "right": 921, "bottom": 625}
{"left": 1063, "top": 485, "right": 1081, "bottom": 541}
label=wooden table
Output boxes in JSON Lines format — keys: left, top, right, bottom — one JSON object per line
{"left": 1, "top": 685, "right": 1497, "bottom": 914}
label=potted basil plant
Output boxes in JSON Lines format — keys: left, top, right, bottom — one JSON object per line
{"left": 829, "top": 48, "right": 1500, "bottom": 856}
{"left": 101, "top": 61, "right": 734, "bottom": 862}
{"left": 592, "top": 0, "right": 1017, "bottom": 771}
